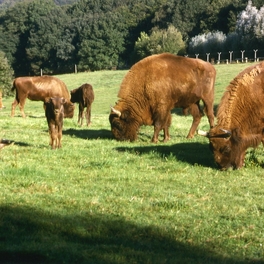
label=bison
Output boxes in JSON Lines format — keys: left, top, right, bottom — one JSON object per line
{"left": 11, "top": 75, "right": 74, "bottom": 118}
{"left": 44, "top": 97, "right": 65, "bottom": 149}
{"left": 70, "top": 83, "right": 94, "bottom": 126}
{"left": 198, "top": 62, "right": 264, "bottom": 170}
{"left": 109, "top": 53, "right": 216, "bottom": 142}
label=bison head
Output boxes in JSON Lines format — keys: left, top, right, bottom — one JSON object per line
{"left": 109, "top": 106, "right": 138, "bottom": 141}
{"left": 64, "top": 101, "right": 75, "bottom": 118}
{"left": 198, "top": 127, "right": 247, "bottom": 170}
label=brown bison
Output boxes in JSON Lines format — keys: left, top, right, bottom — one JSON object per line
{"left": 70, "top": 83, "right": 94, "bottom": 126}
{"left": 109, "top": 53, "right": 216, "bottom": 142}
{"left": 11, "top": 75, "right": 74, "bottom": 118}
{"left": 44, "top": 97, "right": 65, "bottom": 149}
{"left": 198, "top": 62, "right": 264, "bottom": 170}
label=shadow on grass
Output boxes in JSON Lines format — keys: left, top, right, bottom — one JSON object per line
{"left": 13, "top": 141, "right": 32, "bottom": 147}
{"left": 115, "top": 142, "right": 216, "bottom": 168}
{"left": 63, "top": 128, "right": 112, "bottom": 140}
{"left": 0, "top": 205, "right": 259, "bottom": 264}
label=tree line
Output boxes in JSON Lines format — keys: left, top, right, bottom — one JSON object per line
{"left": 0, "top": 0, "right": 264, "bottom": 82}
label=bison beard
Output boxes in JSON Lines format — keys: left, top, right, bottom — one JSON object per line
{"left": 109, "top": 53, "right": 216, "bottom": 142}
{"left": 198, "top": 61, "right": 264, "bottom": 170}
{"left": 44, "top": 97, "right": 65, "bottom": 149}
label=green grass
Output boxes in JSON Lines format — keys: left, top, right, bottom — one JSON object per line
{"left": 0, "top": 62, "right": 264, "bottom": 263}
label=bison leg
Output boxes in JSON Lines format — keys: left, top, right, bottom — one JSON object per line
{"left": 19, "top": 103, "right": 26, "bottom": 118}
{"left": 49, "top": 125, "right": 58, "bottom": 149}
{"left": 202, "top": 98, "right": 214, "bottom": 128}
{"left": 86, "top": 105, "right": 92, "bottom": 126}
{"left": 57, "top": 125, "right": 63, "bottom": 148}
{"left": 187, "top": 103, "right": 203, "bottom": 138}
{"left": 78, "top": 104, "right": 84, "bottom": 126}
{"left": 11, "top": 99, "right": 18, "bottom": 117}
{"left": 163, "top": 114, "right": 172, "bottom": 142}
{"left": 152, "top": 112, "right": 172, "bottom": 143}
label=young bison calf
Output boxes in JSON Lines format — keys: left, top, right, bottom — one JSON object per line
{"left": 44, "top": 97, "right": 65, "bottom": 149}
{"left": 70, "top": 83, "right": 94, "bottom": 126}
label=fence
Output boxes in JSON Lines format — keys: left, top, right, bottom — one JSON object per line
{"left": 187, "top": 49, "right": 264, "bottom": 64}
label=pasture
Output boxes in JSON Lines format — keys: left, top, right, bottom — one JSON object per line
{"left": 0, "top": 63, "right": 264, "bottom": 263}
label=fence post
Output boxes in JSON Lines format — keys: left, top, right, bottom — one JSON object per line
{"left": 206, "top": 53, "right": 210, "bottom": 62}
{"left": 241, "top": 50, "right": 245, "bottom": 62}
{"left": 195, "top": 54, "right": 199, "bottom": 59}
{"left": 229, "top": 51, "right": 233, "bottom": 63}
{"left": 75, "top": 64, "right": 78, "bottom": 74}
{"left": 217, "top": 52, "right": 221, "bottom": 64}
{"left": 254, "top": 50, "right": 258, "bottom": 62}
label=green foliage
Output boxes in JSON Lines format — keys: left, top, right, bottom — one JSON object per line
{"left": 0, "top": 50, "right": 13, "bottom": 96}
{"left": 0, "top": 0, "right": 263, "bottom": 75}
{"left": 134, "top": 25, "right": 185, "bottom": 61}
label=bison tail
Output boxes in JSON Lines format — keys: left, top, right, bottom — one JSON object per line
{"left": 11, "top": 80, "right": 16, "bottom": 92}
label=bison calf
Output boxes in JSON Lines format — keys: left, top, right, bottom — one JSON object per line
{"left": 44, "top": 97, "right": 65, "bottom": 149}
{"left": 70, "top": 83, "right": 94, "bottom": 126}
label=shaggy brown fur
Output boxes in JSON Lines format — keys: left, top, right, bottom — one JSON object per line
{"left": 207, "top": 62, "right": 264, "bottom": 170}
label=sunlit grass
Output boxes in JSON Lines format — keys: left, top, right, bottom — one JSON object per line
{"left": 0, "top": 62, "right": 264, "bottom": 263}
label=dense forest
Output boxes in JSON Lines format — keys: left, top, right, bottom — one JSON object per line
{"left": 0, "top": 0, "right": 264, "bottom": 77}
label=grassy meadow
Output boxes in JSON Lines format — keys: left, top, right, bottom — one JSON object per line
{"left": 0, "top": 62, "right": 264, "bottom": 264}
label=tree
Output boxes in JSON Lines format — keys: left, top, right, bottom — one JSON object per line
{"left": 133, "top": 25, "right": 185, "bottom": 62}
{"left": 188, "top": 31, "right": 227, "bottom": 54}
{"left": 25, "top": 0, "right": 69, "bottom": 75}
{"left": 235, "top": 0, "right": 264, "bottom": 49}
{"left": 0, "top": 51, "right": 14, "bottom": 101}
{"left": 70, "top": 0, "right": 127, "bottom": 71}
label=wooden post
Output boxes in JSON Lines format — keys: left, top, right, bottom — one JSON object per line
{"left": 229, "top": 51, "right": 233, "bottom": 63}
{"left": 206, "top": 53, "right": 210, "bottom": 62}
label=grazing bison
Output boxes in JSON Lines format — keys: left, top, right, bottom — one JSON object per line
{"left": 11, "top": 76, "right": 74, "bottom": 118}
{"left": 109, "top": 53, "right": 216, "bottom": 142}
{"left": 44, "top": 97, "right": 65, "bottom": 149}
{"left": 70, "top": 83, "right": 94, "bottom": 126}
{"left": 198, "top": 62, "right": 264, "bottom": 170}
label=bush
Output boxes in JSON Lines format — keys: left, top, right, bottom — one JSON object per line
{"left": 0, "top": 51, "right": 14, "bottom": 97}
{"left": 188, "top": 31, "right": 227, "bottom": 54}
{"left": 133, "top": 25, "right": 186, "bottom": 62}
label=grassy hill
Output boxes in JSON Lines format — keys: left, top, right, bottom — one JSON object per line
{"left": 0, "top": 62, "right": 263, "bottom": 263}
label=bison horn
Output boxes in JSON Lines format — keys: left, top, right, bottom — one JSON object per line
{"left": 111, "top": 106, "right": 121, "bottom": 117}
{"left": 220, "top": 128, "right": 231, "bottom": 135}
{"left": 197, "top": 129, "right": 209, "bottom": 137}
